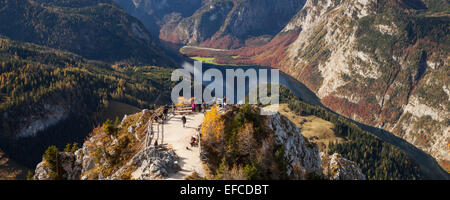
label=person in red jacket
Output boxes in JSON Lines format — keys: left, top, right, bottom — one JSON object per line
{"left": 190, "top": 136, "right": 196, "bottom": 147}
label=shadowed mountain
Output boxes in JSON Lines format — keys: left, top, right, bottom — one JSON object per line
{"left": 0, "top": 0, "right": 175, "bottom": 66}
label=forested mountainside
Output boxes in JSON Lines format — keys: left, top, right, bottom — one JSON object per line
{"left": 0, "top": 36, "right": 174, "bottom": 168}
{"left": 0, "top": 148, "right": 27, "bottom": 179}
{"left": 180, "top": 0, "right": 450, "bottom": 172}
{"left": 0, "top": 0, "right": 174, "bottom": 65}
{"left": 115, "top": 0, "right": 306, "bottom": 49}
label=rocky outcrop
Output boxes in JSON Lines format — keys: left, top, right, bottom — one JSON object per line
{"left": 84, "top": 146, "right": 181, "bottom": 180}
{"left": 267, "top": 113, "right": 322, "bottom": 179}
{"left": 33, "top": 145, "right": 181, "bottom": 181}
{"left": 127, "top": 147, "right": 180, "bottom": 180}
{"left": 33, "top": 152, "right": 81, "bottom": 180}
{"left": 33, "top": 162, "right": 52, "bottom": 180}
{"left": 320, "top": 152, "right": 366, "bottom": 180}
{"left": 77, "top": 146, "right": 95, "bottom": 175}
{"left": 34, "top": 109, "right": 181, "bottom": 180}
{"left": 266, "top": 112, "right": 365, "bottom": 180}
{"left": 59, "top": 152, "right": 82, "bottom": 180}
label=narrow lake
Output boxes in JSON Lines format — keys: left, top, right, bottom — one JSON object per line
{"left": 183, "top": 62, "right": 322, "bottom": 106}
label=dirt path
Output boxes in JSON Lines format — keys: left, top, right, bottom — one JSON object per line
{"left": 155, "top": 112, "right": 206, "bottom": 180}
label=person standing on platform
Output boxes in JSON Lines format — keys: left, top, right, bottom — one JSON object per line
{"left": 182, "top": 115, "right": 187, "bottom": 128}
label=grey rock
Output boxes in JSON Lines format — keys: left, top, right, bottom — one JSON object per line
{"left": 128, "top": 126, "right": 134, "bottom": 134}
{"left": 321, "top": 152, "right": 366, "bottom": 180}
{"left": 33, "top": 161, "right": 52, "bottom": 180}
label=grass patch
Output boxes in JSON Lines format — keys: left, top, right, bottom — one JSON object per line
{"left": 190, "top": 57, "right": 217, "bottom": 64}
{"left": 277, "top": 104, "right": 344, "bottom": 151}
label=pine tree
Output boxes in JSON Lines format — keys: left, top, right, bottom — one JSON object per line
{"left": 64, "top": 143, "right": 71, "bottom": 152}
{"left": 26, "top": 170, "right": 34, "bottom": 180}
{"left": 71, "top": 142, "right": 79, "bottom": 153}
{"left": 113, "top": 116, "right": 121, "bottom": 128}
{"left": 102, "top": 119, "right": 115, "bottom": 135}
{"left": 43, "top": 145, "right": 60, "bottom": 180}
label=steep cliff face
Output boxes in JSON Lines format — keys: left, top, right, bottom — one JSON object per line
{"left": 267, "top": 112, "right": 323, "bottom": 179}
{"left": 117, "top": 0, "right": 306, "bottom": 49}
{"left": 258, "top": 0, "right": 449, "bottom": 170}
{"left": 267, "top": 112, "right": 365, "bottom": 180}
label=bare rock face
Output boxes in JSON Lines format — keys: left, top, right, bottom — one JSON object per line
{"left": 266, "top": 112, "right": 366, "bottom": 180}
{"left": 128, "top": 147, "right": 180, "bottom": 180}
{"left": 58, "top": 152, "right": 82, "bottom": 180}
{"left": 76, "top": 147, "right": 95, "bottom": 175}
{"left": 33, "top": 162, "right": 52, "bottom": 180}
{"left": 104, "top": 147, "right": 181, "bottom": 180}
{"left": 267, "top": 113, "right": 322, "bottom": 179}
{"left": 321, "top": 152, "right": 366, "bottom": 180}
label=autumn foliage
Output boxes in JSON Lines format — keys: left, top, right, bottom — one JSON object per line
{"left": 200, "top": 105, "right": 288, "bottom": 180}
{"left": 201, "top": 105, "right": 225, "bottom": 140}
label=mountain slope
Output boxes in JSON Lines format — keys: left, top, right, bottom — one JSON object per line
{"left": 114, "top": 0, "right": 203, "bottom": 36}
{"left": 0, "top": 0, "right": 174, "bottom": 65}
{"left": 0, "top": 148, "right": 27, "bottom": 180}
{"left": 116, "top": 0, "right": 306, "bottom": 49}
{"left": 0, "top": 36, "right": 173, "bottom": 168}
{"left": 184, "top": 0, "right": 449, "bottom": 172}
{"left": 270, "top": 0, "right": 450, "bottom": 171}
